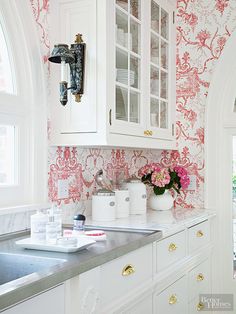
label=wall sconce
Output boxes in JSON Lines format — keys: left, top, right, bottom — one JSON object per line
{"left": 48, "top": 34, "right": 86, "bottom": 106}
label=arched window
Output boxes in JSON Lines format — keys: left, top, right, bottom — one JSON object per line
{"left": 0, "top": 19, "right": 15, "bottom": 94}
{"left": 0, "top": 1, "right": 47, "bottom": 208}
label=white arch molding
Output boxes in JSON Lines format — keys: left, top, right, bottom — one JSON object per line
{"left": 206, "top": 28, "right": 236, "bottom": 299}
{"left": 0, "top": 0, "right": 47, "bottom": 207}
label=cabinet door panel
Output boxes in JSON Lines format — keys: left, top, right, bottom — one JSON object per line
{"left": 188, "top": 220, "right": 210, "bottom": 254}
{"left": 50, "top": 0, "right": 97, "bottom": 134}
{"left": 101, "top": 244, "right": 152, "bottom": 306}
{"left": 121, "top": 295, "right": 152, "bottom": 314}
{"left": 156, "top": 231, "right": 186, "bottom": 273}
{"left": 188, "top": 259, "right": 211, "bottom": 302}
{"left": 146, "top": 0, "right": 175, "bottom": 140}
{"left": 111, "top": 0, "right": 145, "bottom": 136}
{"left": 3, "top": 285, "right": 64, "bottom": 314}
{"left": 154, "top": 276, "right": 187, "bottom": 314}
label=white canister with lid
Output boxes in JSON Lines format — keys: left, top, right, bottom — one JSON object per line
{"left": 92, "top": 189, "right": 116, "bottom": 221}
{"left": 115, "top": 189, "right": 129, "bottom": 218}
{"left": 124, "top": 178, "right": 147, "bottom": 215}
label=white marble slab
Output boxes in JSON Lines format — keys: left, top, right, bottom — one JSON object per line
{"left": 86, "top": 208, "right": 216, "bottom": 237}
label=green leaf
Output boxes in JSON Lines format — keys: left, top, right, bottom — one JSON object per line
{"left": 154, "top": 186, "right": 165, "bottom": 195}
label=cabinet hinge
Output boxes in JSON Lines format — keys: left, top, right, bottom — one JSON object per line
{"left": 173, "top": 11, "right": 175, "bottom": 24}
{"left": 172, "top": 123, "right": 175, "bottom": 136}
{"left": 109, "top": 109, "right": 112, "bottom": 126}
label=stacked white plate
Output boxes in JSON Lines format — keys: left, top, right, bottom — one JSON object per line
{"left": 116, "top": 69, "right": 135, "bottom": 86}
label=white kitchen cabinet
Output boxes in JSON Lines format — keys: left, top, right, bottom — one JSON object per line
{"left": 155, "top": 230, "right": 186, "bottom": 273}
{"left": 49, "top": 0, "right": 176, "bottom": 149}
{"left": 120, "top": 294, "right": 153, "bottom": 314}
{"left": 154, "top": 276, "right": 188, "bottom": 314}
{"left": 65, "top": 267, "right": 101, "bottom": 314}
{"left": 188, "top": 259, "right": 211, "bottom": 303}
{"left": 2, "top": 285, "right": 65, "bottom": 314}
{"left": 62, "top": 219, "right": 213, "bottom": 314}
{"left": 101, "top": 244, "right": 152, "bottom": 307}
{"left": 188, "top": 220, "right": 210, "bottom": 254}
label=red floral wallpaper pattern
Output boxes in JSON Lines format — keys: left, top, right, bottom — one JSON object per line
{"left": 30, "top": 0, "right": 236, "bottom": 210}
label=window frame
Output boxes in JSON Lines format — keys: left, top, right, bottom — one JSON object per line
{"left": 0, "top": 0, "right": 47, "bottom": 208}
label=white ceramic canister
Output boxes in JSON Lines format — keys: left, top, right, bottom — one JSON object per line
{"left": 124, "top": 178, "right": 147, "bottom": 215}
{"left": 115, "top": 189, "right": 130, "bottom": 218}
{"left": 92, "top": 189, "right": 116, "bottom": 221}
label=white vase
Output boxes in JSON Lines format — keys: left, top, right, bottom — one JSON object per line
{"left": 149, "top": 190, "right": 175, "bottom": 211}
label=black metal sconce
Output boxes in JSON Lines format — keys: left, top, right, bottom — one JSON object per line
{"left": 48, "top": 34, "right": 86, "bottom": 106}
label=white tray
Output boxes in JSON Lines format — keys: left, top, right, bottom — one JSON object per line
{"left": 15, "top": 237, "right": 96, "bottom": 253}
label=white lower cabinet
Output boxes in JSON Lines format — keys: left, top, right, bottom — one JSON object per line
{"left": 121, "top": 295, "right": 153, "bottom": 314}
{"left": 65, "top": 267, "right": 101, "bottom": 314}
{"left": 62, "top": 219, "right": 213, "bottom": 313}
{"left": 156, "top": 231, "right": 186, "bottom": 273}
{"left": 153, "top": 276, "right": 188, "bottom": 314}
{"left": 101, "top": 244, "right": 152, "bottom": 307}
{"left": 188, "top": 259, "right": 211, "bottom": 302}
{"left": 3, "top": 285, "right": 65, "bottom": 314}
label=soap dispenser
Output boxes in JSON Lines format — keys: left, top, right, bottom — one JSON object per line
{"left": 30, "top": 210, "right": 48, "bottom": 242}
{"left": 46, "top": 207, "right": 58, "bottom": 244}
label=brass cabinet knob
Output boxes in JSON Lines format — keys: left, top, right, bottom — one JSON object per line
{"left": 168, "top": 243, "right": 177, "bottom": 252}
{"left": 169, "top": 294, "right": 177, "bottom": 305}
{"left": 197, "top": 273, "right": 204, "bottom": 281}
{"left": 144, "top": 130, "right": 153, "bottom": 136}
{"left": 196, "top": 230, "right": 204, "bottom": 237}
{"left": 122, "top": 264, "right": 135, "bottom": 276}
{"left": 197, "top": 302, "right": 205, "bottom": 311}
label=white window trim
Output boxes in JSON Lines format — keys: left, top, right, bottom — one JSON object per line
{"left": 205, "top": 30, "right": 236, "bottom": 297}
{"left": 0, "top": 0, "right": 47, "bottom": 209}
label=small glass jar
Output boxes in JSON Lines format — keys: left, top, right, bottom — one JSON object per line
{"left": 73, "top": 214, "right": 86, "bottom": 235}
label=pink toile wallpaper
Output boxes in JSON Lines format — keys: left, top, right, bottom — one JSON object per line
{"left": 30, "top": 0, "right": 236, "bottom": 211}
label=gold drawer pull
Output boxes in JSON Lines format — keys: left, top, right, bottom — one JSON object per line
{"left": 168, "top": 243, "right": 177, "bottom": 252}
{"left": 196, "top": 230, "right": 204, "bottom": 237}
{"left": 197, "top": 302, "right": 205, "bottom": 311}
{"left": 122, "top": 264, "right": 135, "bottom": 276}
{"left": 144, "top": 130, "right": 153, "bottom": 136}
{"left": 169, "top": 294, "right": 177, "bottom": 305}
{"left": 197, "top": 273, "right": 204, "bottom": 281}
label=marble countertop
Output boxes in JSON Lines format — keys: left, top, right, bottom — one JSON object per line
{"left": 0, "top": 228, "right": 161, "bottom": 312}
{"left": 86, "top": 208, "right": 216, "bottom": 237}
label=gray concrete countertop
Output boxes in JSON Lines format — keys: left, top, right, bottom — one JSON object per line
{"left": 0, "top": 228, "right": 161, "bottom": 312}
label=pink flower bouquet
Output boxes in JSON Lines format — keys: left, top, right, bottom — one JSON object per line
{"left": 138, "top": 163, "right": 190, "bottom": 195}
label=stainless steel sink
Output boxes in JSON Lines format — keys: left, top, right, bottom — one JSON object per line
{"left": 85, "top": 225, "right": 158, "bottom": 234}
{"left": 0, "top": 252, "right": 66, "bottom": 285}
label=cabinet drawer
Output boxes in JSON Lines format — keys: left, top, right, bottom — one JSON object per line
{"left": 154, "top": 276, "right": 187, "bottom": 314}
{"left": 156, "top": 231, "right": 186, "bottom": 272}
{"left": 188, "top": 220, "right": 210, "bottom": 254}
{"left": 188, "top": 259, "right": 211, "bottom": 302}
{"left": 189, "top": 297, "right": 208, "bottom": 314}
{"left": 101, "top": 244, "right": 152, "bottom": 306}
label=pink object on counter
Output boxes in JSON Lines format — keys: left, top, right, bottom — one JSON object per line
{"left": 63, "top": 229, "right": 107, "bottom": 241}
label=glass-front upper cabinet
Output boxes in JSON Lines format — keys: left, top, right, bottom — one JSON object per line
{"left": 148, "top": 0, "right": 175, "bottom": 139}
{"left": 111, "top": 0, "right": 175, "bottom": 140}
{"left": 114, "top": 0, "right": 143, "bottom": 136}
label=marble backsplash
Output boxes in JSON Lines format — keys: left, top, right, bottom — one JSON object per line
{"left": 0, "top": 202, "right": 91, "bottom": 236}
{"left": 0, "top": 211, "right": 32, "bottom": 236}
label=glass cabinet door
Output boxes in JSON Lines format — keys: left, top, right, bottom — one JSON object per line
{"left": 115, "top": 0, "right": 142, "bottom": 129}
{"left": 148, "top": 0, "right": 173, "bottom": 139}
